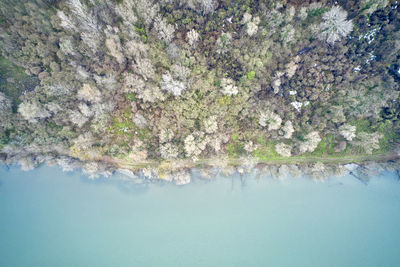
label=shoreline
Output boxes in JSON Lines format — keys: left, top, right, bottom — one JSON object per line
{"left": 1, "top": 151, "right": 399, "bottom": 184}
{"left": 103, "top": 151, "right": 400, "bottom": 184}
{"left": 108, "top": 151, "right": 400, "bottom": 170}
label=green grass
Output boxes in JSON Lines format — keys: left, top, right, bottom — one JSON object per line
{"left": 253, "top": 141, "right": 282, "bottom": 161}
{"left": 226, "top": 132, "right": 246, "bottom": 158}
{"left": 307, "top": 139, "right": 327, "bottom": 157}
{"left": 326, "top": 134, "right": 336, "bottom": 154}
{"left": 227, "top": 141, "right": 245, "bottom": 158}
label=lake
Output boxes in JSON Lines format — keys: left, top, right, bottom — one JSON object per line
{"left": 0, "top": 165, "right": 400, "bottom": 266}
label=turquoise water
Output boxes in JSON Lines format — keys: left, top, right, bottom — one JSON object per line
{"left": 0, "top": 166, "right": 400, "bottom": 266}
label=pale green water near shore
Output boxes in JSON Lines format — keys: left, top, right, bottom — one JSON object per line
{"left": 0, "top": 166, "right": 400, "bottom": 266}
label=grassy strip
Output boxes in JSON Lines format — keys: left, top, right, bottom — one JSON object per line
{"left": 108, "top": 152, "right": 398, "bottom": 171}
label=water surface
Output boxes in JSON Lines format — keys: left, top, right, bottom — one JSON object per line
{"left": 0, "top": 166, "right": 400, "bottom": 266}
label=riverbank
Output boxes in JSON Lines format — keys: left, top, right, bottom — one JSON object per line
{"left": 108, "top": 151, "right": 400, "bottom": 170}
{"left": 2, "top": 147, "right": 399, "bottom": 184}
{"left": 103, "top": 151, "right": 400, "bottom": 184}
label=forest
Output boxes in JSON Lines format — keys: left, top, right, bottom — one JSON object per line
{"left": 0, "top": 0, "right": 400, "bottom": 183}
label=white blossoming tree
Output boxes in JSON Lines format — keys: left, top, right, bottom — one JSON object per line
{"left": 187, "top": 29, "right": 199, "bottom": 47}
{"left": 259, "top": 111, "right": 282, "bottom": 131}
{"left": 299, "top": 131, "right": 322, "bottom": 154}
{"left": 241, "top": 12, "right": 260, "bottom": 36}
{"left": 221, "top": 78, "right": 238, "bottom": 96}
{"left": 317, "top": 6, "right": 353, "bottom": 44}
{"left": 275, "top": 143, "right": 292, "bottom": 157}
{"left": 18, "top": 101, "right": 51, "bottom": 123}
{"left": 203, "top": 116, "right": 218, "bottom": 134}
{"left": 160, "top": 143, "right": 179, "bottom": 159}
{"left": 280, "top": 121, "right": 294, "bottom": 139}
{"left": 154, "top": 17, "right": 175, "bottom": 43}
{"left": 351, "top": 132, "right": 382, "bottom": 154}
{"left": 77, "top": 84, "right": 101, "bottom": 103}
{"left": 184, "top": 132, "right": 209, "bottom": 160}
{"left": 161, "top": 72, "right": 186, "bottom": 96}
{"left": 339, "top": 124, "right": 356, "bottom": 141}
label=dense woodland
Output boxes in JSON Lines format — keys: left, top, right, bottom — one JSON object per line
{"left": 0, "top": 0, "right": 400, "bottom": 182}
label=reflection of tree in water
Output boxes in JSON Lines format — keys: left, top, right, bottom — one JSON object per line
{"left": 240, "top": 174, "right": 248, "bottom": 190}
{"left": 348, "top": 163, "right": 389, "bottom": 185}
{"left": 116, "top": 181, "right": 150, "bottom": 195}
{"left": 0, "top": 164, "right": 8, "bottom": 187}
{"left": 78, "top": 172, "right": 151, "bottom": 195}
{"left": 349, "top": 170, "right": 369, "bottom": 185}
{"left": 0, "top": 164, "right": 10, "bottom": 172}
{"left": 227, "top": 172, "right": 248, "bottom": 192}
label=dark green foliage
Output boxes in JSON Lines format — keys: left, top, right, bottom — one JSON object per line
{"left": 0, "top": 56, "right": 39, "bottom": 111}
{"left": 307, "top": 7, "right": 329, "bottom": 18}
